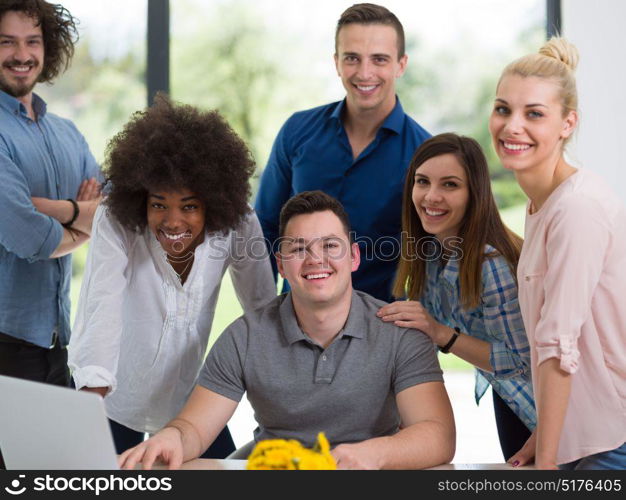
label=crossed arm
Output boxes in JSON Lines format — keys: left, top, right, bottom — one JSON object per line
{"left": 31, "top": 177, "right": 101, "bottom": 258}
{"left": 119, "top": 381, "right": 455, "bottom": 470}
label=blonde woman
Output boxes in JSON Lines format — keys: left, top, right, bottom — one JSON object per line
{"left": 489, "top": 38, "right": 626, "bottom": 469}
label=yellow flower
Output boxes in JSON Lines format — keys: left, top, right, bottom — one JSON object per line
{"left": 246, "top": 432, "right": 337, "bottom": 470}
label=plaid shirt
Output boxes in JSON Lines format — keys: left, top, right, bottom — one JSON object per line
{"left": 421, "top": 244, "right": 536, "bottom": 430}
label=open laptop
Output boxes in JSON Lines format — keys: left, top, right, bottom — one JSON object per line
{"left": 0, "top": 375, "right": 119, "bottom": 470}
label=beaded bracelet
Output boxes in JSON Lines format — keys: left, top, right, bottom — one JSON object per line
{"left": 63, "top": 198, "right": 80, "bottom": 228}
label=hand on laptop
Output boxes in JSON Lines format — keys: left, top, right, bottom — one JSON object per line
{"left": 118, "top": 427, "right": 184, "bottom": 470}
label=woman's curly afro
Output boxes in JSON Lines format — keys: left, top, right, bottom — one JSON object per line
{"left": 104, "top": 94, "right": 255, "bottom": 234}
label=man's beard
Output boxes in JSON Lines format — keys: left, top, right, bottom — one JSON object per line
{"left": 0, "top": 60, "right": 40, "bottom": 98}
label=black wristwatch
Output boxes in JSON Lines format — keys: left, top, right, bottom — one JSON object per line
{"left": 438, "top": 327, "right": 461, "bottom": 354}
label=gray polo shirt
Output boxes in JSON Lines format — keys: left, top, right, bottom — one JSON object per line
{"left": 198, "top": 290, "right": 443, "bottom": 448}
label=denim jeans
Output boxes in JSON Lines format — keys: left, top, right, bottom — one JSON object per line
{"left": 560, "top": 442, "right": 626, "bottom": 470}
{"left": 492, "top": 389, "right": 532, "bottom": 461}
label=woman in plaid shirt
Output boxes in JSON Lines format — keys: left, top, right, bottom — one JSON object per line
{"left": 378, "top": 133, "right": 535, "bottom": 461}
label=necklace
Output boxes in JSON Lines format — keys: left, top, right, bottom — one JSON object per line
{"left": 167, "top": 251, "right": 195, "bottom": 282}
{"left": 173, "top": 259, "right": 193, "bottom": 281}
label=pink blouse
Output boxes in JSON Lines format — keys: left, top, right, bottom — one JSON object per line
{"left": 518, "top": 169, "right": 626, "bottom": 465}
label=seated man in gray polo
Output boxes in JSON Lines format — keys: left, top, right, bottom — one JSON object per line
{"left": 119, "top": 191, "right": 455, "bottom": 470}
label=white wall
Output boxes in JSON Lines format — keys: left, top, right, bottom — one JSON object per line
{"left": 563, "top": 0, "right": 626, "bottom": 203}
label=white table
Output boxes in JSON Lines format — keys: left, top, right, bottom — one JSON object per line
{"left": 168, "top": 459, "right": 535, "bottom": 470}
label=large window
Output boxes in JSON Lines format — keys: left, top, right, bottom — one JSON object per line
{"left": 45, "top": 0, "right": 545, "bottom": 461}
{"left": 167, "top": 0, "right": 543, "bottom": 338}
{"left": 170, "top": 0, "right": 544, "bottom": 216}
{"left": 37, "top": 0, "right": 147, "bottom": 164}
{"left": 168, "top": 0, "right": 545, "bottom": 460}
{"left": 36, "top": 0, "right": 147, "bottom": 326}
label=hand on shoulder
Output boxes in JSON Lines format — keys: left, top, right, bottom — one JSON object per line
{"left": 377, "top": 300, "right": 448, "bottom": 344}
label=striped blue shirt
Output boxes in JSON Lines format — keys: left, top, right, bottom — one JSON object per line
{"left": 422, "top": 243, "right": 536, "bottom": 430}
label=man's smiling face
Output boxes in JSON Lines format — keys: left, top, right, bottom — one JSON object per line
{"left": 277, "top": 210, "right": 360, "bottom": 309}
{"left": 334, "top": 23, "right": 407, "bottom": 117}
{"left": 0, "top": 10, "right": 44, "bottom": 99}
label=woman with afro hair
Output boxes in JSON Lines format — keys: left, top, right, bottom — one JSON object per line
{"left": 68, "top": 95, "right": 275, "bottom": 458}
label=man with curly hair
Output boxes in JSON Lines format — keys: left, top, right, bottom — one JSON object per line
{"left": 0, "top": 1, "right": 100, "bottom": 388}
{"left": 68, "top": 95, "right": 276, "bottom": 459}
{"left": 255, "top": 3, "right": 430, "bottom": 303}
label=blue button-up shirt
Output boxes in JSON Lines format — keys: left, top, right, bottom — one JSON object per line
{"left": 255, "top": 98, "right": 430, "bottom": 302}
{"left": 0, "top": 90, "right": 100, "bottom": 348}
{"left": 421, "top": 243, "right": 536, "bottom": 430}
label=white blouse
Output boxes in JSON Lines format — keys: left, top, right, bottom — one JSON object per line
{"left": 69, "top": 205, "right": 276, "bottom": 433}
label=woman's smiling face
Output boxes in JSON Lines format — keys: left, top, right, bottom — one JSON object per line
{"left": 489, "top": 74, "right": 577, "bottom": 175}
{"left": 412, "top": 153, "right": 470, "bottom": 242}
{"left": 146, "top": 189, "right": 206, "bottom": 256}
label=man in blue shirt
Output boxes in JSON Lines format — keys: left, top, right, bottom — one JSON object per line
{"left": 0, "top": 1, "right": 100, "bottom": 391}
{"left": 255, "top": 3, "right": 430, "bottom": 302}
